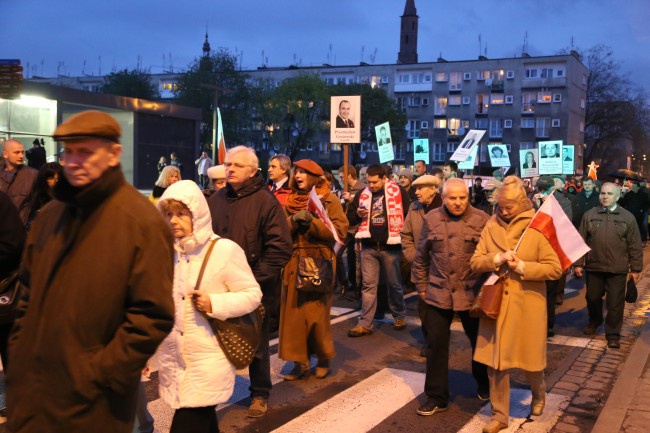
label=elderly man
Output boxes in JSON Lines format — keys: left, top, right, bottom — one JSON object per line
{"left": 575, "top": 182, "right": 643, "bottom": 349}
{"left": 208, "top": 145, "right": 292, "bottom": 417}
{"left": 412, "top": 178, "right": 490, "bottom": 415}
{"left": 6, "top": 111, "right": 175, "bottom": 433}
{"left": 0, "top": 139, "right": 38, "bottom": 222}
{"left": 414, "top": 160, "right": 427, "bottom": 179}
{"left": 268, "top": 154, "right": 292, "bottom": 206}
{"left": 475, "top": 178, "right": 502, "bottom": 216}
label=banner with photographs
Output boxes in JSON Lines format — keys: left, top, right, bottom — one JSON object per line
{"left": 519, "top": 149, "right": 539, "bottom": 178}
{"left": 450, "top": 129, "right": 486, "bottom": 162}
{"left": 413, "top": 138, "right": 429, "bottom": 164}
{"left": 330, "top": 95, "right": 361, "bottom": 143}
{"left": 562, "top": 145, "right": 574, "bottom": 175}
{"left": 375, "top": 122, "right": 394, "bottom": 163}
{"left": 538, "top": 140, "right": 563, "bottom": 175}
{"left": 488, "top": 144, "right": 511, "bottom": 167}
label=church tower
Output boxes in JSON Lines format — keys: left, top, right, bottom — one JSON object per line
{"left": 202, "top": 31, "right": 211, "bottom": 57}
{"left": 398, "top": 0, "right": 419, "bottom": 64}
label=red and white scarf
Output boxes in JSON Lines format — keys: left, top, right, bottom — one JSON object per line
{"left": 355, "top": 181, "right": 404, "bottom": 244}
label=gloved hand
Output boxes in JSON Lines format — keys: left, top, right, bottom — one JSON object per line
{"left": 292, "top": 210, "right": 313, "bottom": 227}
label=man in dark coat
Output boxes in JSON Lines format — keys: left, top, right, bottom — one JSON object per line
{"left": 6, "top": 111, "right": 175, "bottom": 433}
{"left": 620, "top": 181, "right": 650, "bottom": 242}
{"left": 572, "top": 177, "right": 599, "bottom": 228}
{"left": 0, "top": 139, "right": 38, "bottom": 222}
{"left": 25, "top": 139, "right": 46, "bottom": 169}
{"left": 208, "top": 145, "right": 292, "bottom": 418}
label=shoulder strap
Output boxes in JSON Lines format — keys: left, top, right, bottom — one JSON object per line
{"left": 195, "top": 238, "right": 219, "bottom": 291}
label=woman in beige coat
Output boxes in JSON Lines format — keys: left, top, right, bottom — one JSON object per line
{"left": 470, "top": 176, "right": 562, "bottom": 433}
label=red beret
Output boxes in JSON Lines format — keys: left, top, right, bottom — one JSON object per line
{"left": 293, "top": 159, "right": 324, "bottom": 176}
{"left": 53, "top": 110, "right": 121, "bottom": 142}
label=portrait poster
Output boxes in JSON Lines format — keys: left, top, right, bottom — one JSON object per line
{"left": 413, "top": 138, "right": 429, "bottom": 164}
{"left": 562, "top": 145, "right": 575, "bottom": 175}
{"left": 487, "top": 144, "right": 511, "bottom": 167}
{"left": 457, "top": 145, "right": 478, "bottom": 170}
{"left": 519, "top": 148, "right": 539, "bottom": 178}
{"left": 538, "top": 140, "right": 563, "bottom": 175}
{"left": 450, "top": 129, "right": 486, "bottom": 162}
{"left": 330, "top": 95, "right": 361, "bottom": 144}
{"left": 375, "top": 122, "right": 394, "bottom": 163}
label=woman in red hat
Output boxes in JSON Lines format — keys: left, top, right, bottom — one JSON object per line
{"left": 279, "top": 159, "right": 348, "bottom": 380}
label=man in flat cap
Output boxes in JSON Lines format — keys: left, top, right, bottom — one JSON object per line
{"left": 6, "top": 110, "right": 175, "bottom": 433}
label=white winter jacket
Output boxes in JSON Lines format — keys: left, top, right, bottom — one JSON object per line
{"left": 156, "top": 180, "right": 262, "bottom": 409}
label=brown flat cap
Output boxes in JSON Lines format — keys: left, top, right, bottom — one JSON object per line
{"left": 53, "top": 110, "right": 121, "bottom": 142}
{"left": 293, "top": 159, "right": 324, "bottom": 176}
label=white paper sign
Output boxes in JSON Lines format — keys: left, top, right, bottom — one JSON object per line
{"left": 375, "top": 122, "right": 394, "bottom": 163}
{"left": 413, "top": 138, "right": 429, "bottom": 165}
{"left": 488, "top": 144, "right": 511, "bottom": 167}
{"left": 451, "top": 129, "right": 486, "bottom": 162}
{"left": 330, "top": 95, "right": 361, "bottom": 144}
{"left": 519, "top": 148, "right": 539, "bottom": 178}
{"left": 562, "top": 145, "right": 574, "bottom": 175}
{"left": 538, "top": 140, "right": 563, "bottom": 175}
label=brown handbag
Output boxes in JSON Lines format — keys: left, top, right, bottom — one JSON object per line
{"left": 194, "top": 238, "right": 265, "bottom": 370}
{"left": 469, "top": 271, "right": 508, "bottom": 320}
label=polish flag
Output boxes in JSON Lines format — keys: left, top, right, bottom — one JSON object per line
{"left": 529, "top": 194, "right": 590, "bottom": 271}
{"left": 217, "top": 108, "right": 226, "bottom": 164}
{"left": 307, "top": 186, "right": 344, "bottom": 245}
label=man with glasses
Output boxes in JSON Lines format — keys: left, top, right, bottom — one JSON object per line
{"left": 207, "top": 146, "right": 292, "bottom": 418}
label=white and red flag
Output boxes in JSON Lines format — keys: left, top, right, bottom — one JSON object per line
{"left": 307, "top": 186, "right": 344, "bottom": 245}
{"left": 528, "top": 194, "right": 590, "bottom": 271}
{"left": 217, "top": 108, "right": 226, "bottom": 164}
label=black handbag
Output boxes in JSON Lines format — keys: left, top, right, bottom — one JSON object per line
{"left": 195, "top": 239, "right": 265, "bottom": 370}
{"left": 0, "top": 271, "right": 20, "bottom": 324}
{"left": 625, "top": 278, "right": 638, "bottom": 303}
{"left": 295, "top": 249, "right": 334, "bottom": 293}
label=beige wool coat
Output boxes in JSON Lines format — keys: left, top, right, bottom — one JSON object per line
{"left": 470, "top": 209, "right": 562, "bottom": 372}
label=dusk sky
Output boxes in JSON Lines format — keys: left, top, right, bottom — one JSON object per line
{"left": 4, "top": 0, "right": 649, "bottom": 91}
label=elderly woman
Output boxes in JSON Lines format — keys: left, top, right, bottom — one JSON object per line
{"left": 150, "top": 165, "right": 181, "bottom": 204}
{"left": 279, "top": 159, "right": 348, "bottom": 380}
{"left": 470, "top": 176, "right": 561, "bottom": 433}
{"left": 156, "top": 180, "right": 262, "bottom": 433}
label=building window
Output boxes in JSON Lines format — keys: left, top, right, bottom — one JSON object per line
{"left": 504, "top": 119, "right": 513, "bottom": 128}
{"left": 435, "top": 97, "right": 448, "bottom": 115}
{"left": 436, "top": 72, "right": 448, "bottom": 82}
{"left": 448, "top": 95, "right": 462, "bottom": 106}
{"left": 462, "top": 96, "right": 470, "bottom": 105}
{"left": 432, "top": 142, "right": 445, "bottom": 161}
{"left": 490, "top": 94, "right": 504, "bottom": 105}
{"left": 477, "top": 70, "right": 490, "bottom": 81}
{"left": 413, "top": 73, "right": 431, "bottom": 84}
{"left": 505, "top": 95, "right": 514, "bottom": 104}
{"left": 525, "top": 68, "right": 538, "bottom": 78}
{"left": 506, "top": 70, "right": 515, "bottom": 79}
{"left": 521, "top": 118, "right": 535, "bottom": 128}
{"left": 522, "top": 92, "right": 536, "bottom": 112}
{"left": 489, "top": 119, "right": 503, "bottom": 138}
{"left": 477, "top": 94, "right": 489, "bottom": 114}
{"left": 537, "top": 92, "right": 552, "bottom": 103}
{"left": 520, "top": 142, "right": 535, "bottom": 150}
{"left": 421, "top": 121, "right": 429, "bottom": 129}
{"left": 447, "top": 142, "right": 457, "bottom": 153}
{"left": 382, "top": 75, "right": 390, "bottom": 83}
{"left": 480, "top": 145, "right": 487, "bottom": 163}
{"left": 536, "top": 118, "right": 551, "bottom": 137}
{"left": 540, "top": 68, "right": 553, "bottom": 78}
{"left": 556, "top": 69, "right": 564, "bottom": 77}
{"left": 491, "top": 70, "right": 505, "bottom": 81}
{"left": 463, "top": 72, "right": 472, "bottom": 80}
{"left": 552, "top": 119, "right": 561, "bottom": 127}
{"left": 580, "top": 98, "right": 586, "bottom": 109}
{"left": 409, "top": 96, "right": 421, "bottom": 107}
{"left": 450, "top": 72, "right": 462, "bottom": 90}
{"left": 421, "top": 97, "right": 429, "bottom": 106}
{"left": 449, "top": 118, "right": 461, "bottom": 135}
{"left": 475, "top": 118, "right": 489, "bottom": 129}
{"left": 553, "top": 94, "right": 562, "bottom": 102}
{"left": 434, "top": 118, "right": 447, "bottom": 129}
{"left": 398, "top": 74, "right": 411, "bottom": 83}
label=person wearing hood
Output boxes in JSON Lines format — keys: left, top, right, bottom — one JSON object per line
{"left": 207, "top": 145, "right": 292, "bottom": 418}
{"left": 157, "top": 180, "right": 262, "bottom": 432}
{"left": 279, "top": 160, "right": 348, "bottom": 381}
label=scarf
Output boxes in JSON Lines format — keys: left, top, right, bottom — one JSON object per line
{"left": 355, "top": 181, "right": 404, "bottom": 244}
{"left": 285, "top": 182, "right": 331, "bottom": 215}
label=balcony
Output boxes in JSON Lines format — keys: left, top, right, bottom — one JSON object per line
{"left": 521, "top": 77, "right": 567, "bottom": 89}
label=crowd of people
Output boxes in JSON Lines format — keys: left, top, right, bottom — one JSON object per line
{"left": 0, "top": 112, "right": 646, "bottom": 433}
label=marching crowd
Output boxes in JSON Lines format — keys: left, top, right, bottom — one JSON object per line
{"left": 0, "top": 110, "right": 645, "bottom": 433}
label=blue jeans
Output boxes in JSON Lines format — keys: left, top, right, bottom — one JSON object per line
{"left": 358, "top": 247, "right": 405, "bottom": 329}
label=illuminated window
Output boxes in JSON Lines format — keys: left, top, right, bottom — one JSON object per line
{"left": 449, "top": 72, "right": 462, "bottom": 90}
{"left": 436, "top": 72, "right": 448, "bottom": 82}
{"left": 477, "top": 70, "right": 490, "bottom": 81}
{"left": 491, "top": 70, "right": 505, "bottom": 81}
{"left": 435, "top": 97, "right": 448, "bottom": 115}
{"left": 476, "top": 94, "right": 489, "bottom": 113}
{"left": 522, "top": 92, "right": 536, "bottom": 112}
{"left": 434, "top": 118, "right": 447, "bottom": 129}
{"left": 449, "top": 118, "right": 461, "bottom": 135}
{"left": 448, "top": 95, "right": 461, "bottom": 106}
{"left": 490, "top": 94, "right": 504, "bottom": 105}
{"left": 538, "top": 92, "right": 552, "bottom": 103}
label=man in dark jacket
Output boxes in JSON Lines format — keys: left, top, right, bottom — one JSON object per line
{"left": 572, "top": 177, "right": 599, "bottom": 228}
{"left": 25, "top": 139, "right": 46, "bottom": 169}
{"left": 208, "top": 145, "right": 292, "bottom": 418}
{"left": 6, "top": 111, "right": 175, "bottom": 433}
{"left": 575, "top": 182, "right": 643, "bottom": 349}
{"left": 0, "top": 139, "right": 38, "bottom": 222}
{"left": 411, "top": 178, "right": 490, "bottom": 415}
{"left": 620, "top": 181, "right": 650, "bottom": 242}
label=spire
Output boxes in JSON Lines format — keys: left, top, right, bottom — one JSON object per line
{"left": 398, "top": 0, "right": 419, "bottom": 63}
{"left": 202, "top": 30, "right": 211, "bottom": 57}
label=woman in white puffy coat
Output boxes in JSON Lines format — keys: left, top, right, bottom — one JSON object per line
{"left": 156, "top": 180, "right": 262, "bottom": 433}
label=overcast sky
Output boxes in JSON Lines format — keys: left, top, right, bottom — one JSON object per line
{"left": 3, "top": 0, "right": 649, "bottom": 91}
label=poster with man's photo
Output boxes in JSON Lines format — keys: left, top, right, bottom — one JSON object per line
{"left": 487, "top": 144, "right": 511, "bottom": 167}
{"left": 538, "top": 140, "right": 563, "bottom": 175}
{"left": 413, "top": 138, "right": 429, "bottom": 164}
{"left": 450, "top": 129, "right": 485, "bottom": 162}
{"left": 562, "top": 145, "right": 574, "bottom": 175}
{"left": 457, "top": 145, "right": 478, "bottom": 170}
{"left": 330, "top": 95, "right": 361, "bottom": 143}
{"left": 375, "top": 122, "right": 394, "bottom": 163}
{"left": 519, "top": 149, "right": 539, "bottom": 178}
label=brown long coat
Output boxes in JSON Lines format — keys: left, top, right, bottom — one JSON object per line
{"left": 470, "top": 209, "right": 561, "bottom": 371}
{"left": 279, "top": 191, "right": 348, "bottom": 363}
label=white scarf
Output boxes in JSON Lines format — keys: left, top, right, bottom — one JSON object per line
{"left": 355, "top": 181, "right": 404, "bottom": 245}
